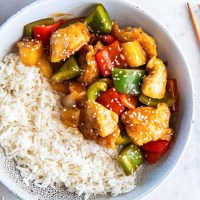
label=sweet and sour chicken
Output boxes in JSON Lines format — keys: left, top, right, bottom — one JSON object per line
{"left": 50, "top": 22, "right": 91, "bottom": 62}
{"left": 121, "top": 103, "right": 174, "bottom": 146}
{"left": 17, "top": 3, "right": 179, "bottom": 175}
{"left": 78, "top": 41, "right": 103, "bottom": 85}
{"left": 111, "top": 21, "right": 157, "bottom": 59}
{"left": 142, "top": 56, "right": 167, "bottom": 99}
{"left": 78, "top": 100, "right": 118, "bottom": 140}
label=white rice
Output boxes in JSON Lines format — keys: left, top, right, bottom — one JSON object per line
{"left": 0, "top": 53, "right": 136, "bottom": 198}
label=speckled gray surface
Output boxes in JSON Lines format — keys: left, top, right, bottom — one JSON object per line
{"left": 0, "top": 0, "right": 200, "bottom": 200}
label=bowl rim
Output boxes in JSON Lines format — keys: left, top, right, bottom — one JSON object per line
{"left": 0, "top": 0, "right": 195, "bottom": 199}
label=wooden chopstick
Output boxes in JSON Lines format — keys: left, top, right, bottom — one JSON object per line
{"left": 187, "top": 3, "right": 200, "bottom": 45}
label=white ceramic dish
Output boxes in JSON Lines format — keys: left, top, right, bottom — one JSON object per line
{"left": 0, "top": 0, "right": 194, "bottom": 199}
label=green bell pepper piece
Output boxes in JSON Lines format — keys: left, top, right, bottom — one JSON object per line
{"left": 112, "top": 68, "right": 146, "bottom": 96}
{"left": 59, "top": 19, "right": 79, "bottom": 29}
{"left": 83, "top": 4, "right": 112, "bottom": 34}
{"left": 50, "top": 56, "right": 80, "bottom": 83}
{"left": 139, "top": 92, "right": 175, "bottom": 107}
{"left": 116, "top": 131, "right": 132, "bottom": 146}
{"left": 119, "top": 144, "right": 143, "bottom": 176}
{"left": 87, "top": 81, "right": 108, "bottom": 100}
{"left": 24, "top": 18, "right": 54, "bottom": 37}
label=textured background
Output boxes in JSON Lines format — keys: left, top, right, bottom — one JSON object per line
{"left": 0, "top": 0, "right": 200, "bottom": 199}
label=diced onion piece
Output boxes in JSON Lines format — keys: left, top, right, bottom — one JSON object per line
{"left": 61, "top": 94, "right": 76, "bottom": 108}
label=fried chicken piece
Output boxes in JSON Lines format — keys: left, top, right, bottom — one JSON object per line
{"left": 142, "top": 56, "right": 167, "bottom": 99}
{"left": 121, "top": 103, "right": 174, "bottom": 146}
{"left": 111, "top": 21, "right": 157, "bottom": 59}
{"left": 50, "top": 22, "right": 91, "bottom": 62}
{"left": 78, "top": 41, "right": 103, "bottom": 85}
{"left": 78, "top": 100, "right": 118, "bottom": 140}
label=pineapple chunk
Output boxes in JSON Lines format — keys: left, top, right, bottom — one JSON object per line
{"left": 69, "top": 82, "right": 87, "bottom": 103}
{"left": 37, "top": 56, "right": 53, "bottom": 78}
{"left": 61, "top": 107, "right": 80, "bottom": 127}
{"left": 121, "top": 41, "right": 147, "bottom": 67}
{"left": 97, "top": 127, "right": 120, "bottom": 150}
{"left": 17, "top": 38, "right": 44, "bottom": 66}
{"left": 111, "top": 21, "right": 157, "bottom": 59}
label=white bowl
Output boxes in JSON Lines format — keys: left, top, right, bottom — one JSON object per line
{"left": 0, "top": 0, "right": 194, "bottom": 199}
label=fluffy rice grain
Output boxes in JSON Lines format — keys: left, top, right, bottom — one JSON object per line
{"left": 0, "top": 53, "right": 136, "bottom": 198}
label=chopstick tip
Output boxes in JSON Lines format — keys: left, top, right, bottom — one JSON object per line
{"left": 187, "top": 2, "right": 200, "bottom": 46}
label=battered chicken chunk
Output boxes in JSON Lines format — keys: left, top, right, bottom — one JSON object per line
{"left": 121, "top": 103, "right": 174, "bottom": 146}
{"left": 142, "top": 56, "right": 167, "bottom": 99}
{"left": 78, "top": 100, "right": 118, "bottom": 140}
{"left": 78, "top": 41, "right": 103, "bottom": 85}
{"left": 50, "top": 22, "right": 91, "bottom": 62}
{"left": 111, "top": 21, "right": 157, "bottom": 59}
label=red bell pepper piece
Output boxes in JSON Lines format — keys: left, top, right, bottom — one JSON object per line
{"left": 95, "top": 40, "right": 127, "bottom": 77}
{"left": 141, "top": 140, "right": 170, "bottom": 153}
{"left": 166, "top": 79, "right": 179, "bottom": 112}
{"left": 143, "top": 151, "right": 164, "bottom": 164}
{"left": 99, "top": 35, "right": 115, "bottom": 44}
{"left": 97, "top": 88, "right": 125, "bottom": 115}
{"left": 119, "top": 93, "right": 138, "bottom": 110}
{"left": 142, "top": 139, "right": 172, "bottom": 164}
{"left": 34, "top": 20, "right": 64, "bottom": 46}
